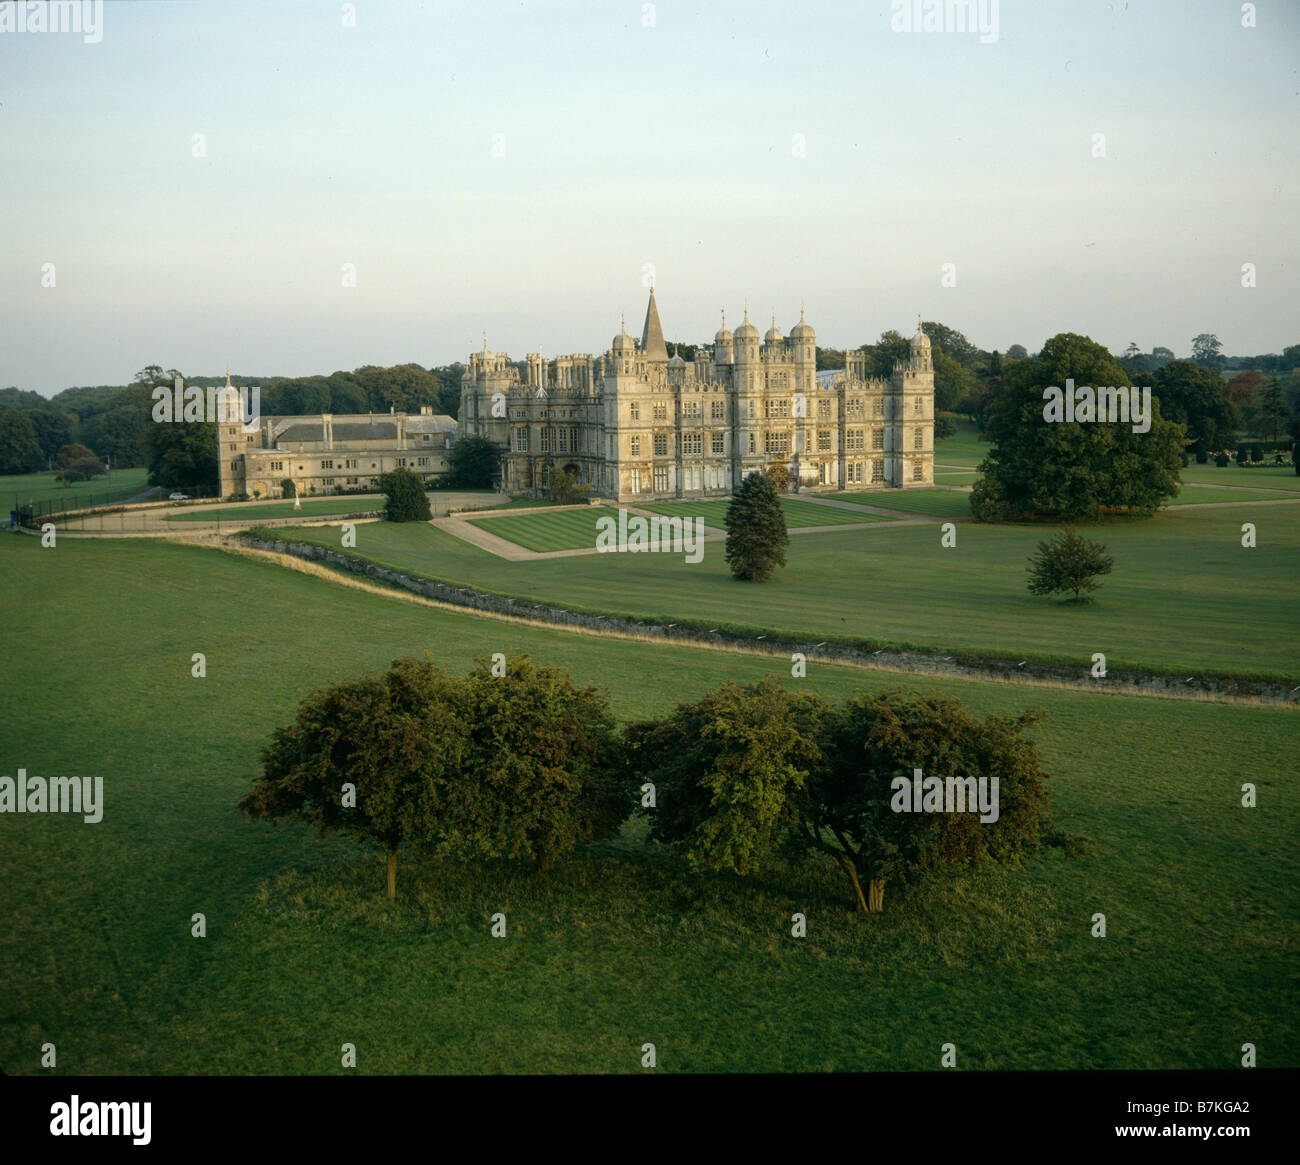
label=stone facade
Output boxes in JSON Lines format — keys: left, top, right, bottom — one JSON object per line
{"left": 216, "top": 389, "right": 457, "bottom": 500}
{"left": 457, "top": 289, "right": 934, "bottom": 501}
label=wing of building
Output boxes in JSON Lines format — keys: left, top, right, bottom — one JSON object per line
{"left": 217, "top": 393, "right": 457, "bottom": 500}
{"left": 458, "top": 288, "right": 935, "bottom": 500}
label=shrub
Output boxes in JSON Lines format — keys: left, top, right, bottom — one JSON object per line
{"left": 1236, "top": 447, "right": 1250, "bottom": 465}
{"left": 1026, "top": 527, "right": 1114, "bottom": 602}
{"left": 1195, "top": 440, "right": 1208, "bottom": 464}
{"left": 280, "top": 478, "right": 296, "bottom": 498}
{"left": 1215, "top": 452, "right": 1230, "bottom": 467}
{"left": 380, "top": 467, "right": 432, "bottom": 522}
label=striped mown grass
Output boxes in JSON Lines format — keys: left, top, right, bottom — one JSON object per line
{"left": 638, "top": 497, "right": 892, "bottom": 529}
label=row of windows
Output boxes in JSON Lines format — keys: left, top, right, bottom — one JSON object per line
{"left": 265, "top": 457, "right": 404, "bottom": 472}
{"left": 618, "top": 459, "right": 923, "bottom": 493}
{"left": 530, "top": 428, "right": 926, "bottom": 460}
{"left": 617, "top": 396, "right": 922, "bottom": 422}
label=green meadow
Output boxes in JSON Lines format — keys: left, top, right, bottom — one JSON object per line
{"left": 281, "top": 500, "right": 1300, "bottom": 679}
{"left": 1164, "top": 487, "right": 1300, "bottom": 506}
{"left": 0, "top": 467, "right": 151, "bottom": 511}
{"left": 822, "top": 488, "right": 974, "bottom": 519}
{"left": 637, "top": 497, "right": 891, "bottom": 529}
{"left": 0, "top": 534, "right": 1295, "bottom": 1073}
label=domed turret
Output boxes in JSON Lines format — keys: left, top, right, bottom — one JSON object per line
{"left": 733, "top": 309, "right": 759, "bottom": 343}
{"left": 668, "top": 352, "right": 686, "bottom": 368}
{"left": 911, "top": 318, "right": 931, "bottom": 355}
{"left": 714, "top": 310, "right": 734, "bottom": 365}
{"left": 764, "top": 314, "right": 784, "bottom": 347}
{"left": 790, "top": 307, "right": 815, "bottom": 342}
{"left": 612, "top": 319, "right": 636, "bottom": 353}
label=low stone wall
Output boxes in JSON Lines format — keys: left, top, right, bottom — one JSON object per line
{"left": 233, "top": 536, "right": 1300, "bottom": 706}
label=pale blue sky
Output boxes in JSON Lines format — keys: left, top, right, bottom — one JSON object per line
{"left": 1, "top": 0, "right": 1296, "bottom": 394}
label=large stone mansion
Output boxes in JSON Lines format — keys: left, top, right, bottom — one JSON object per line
{"left": 458, "top": 289, "right": 934, "bottom": 501}
{"left": 217, "top": 400, "right": 457, "bottom": 500}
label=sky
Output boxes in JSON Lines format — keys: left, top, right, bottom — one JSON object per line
{"left": 1, "top": 0, "right": 1297, "bottom": 395}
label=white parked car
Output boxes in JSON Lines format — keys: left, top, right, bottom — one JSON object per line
{"left": 169, "top": 492, "right": 190, "bottom": 500}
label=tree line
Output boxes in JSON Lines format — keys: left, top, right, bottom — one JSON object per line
{"left": 239, "top": 655, "right": 1068, "bottom": 914}
{"left": 0, "top": 361, "right": 466, "bottom": 480}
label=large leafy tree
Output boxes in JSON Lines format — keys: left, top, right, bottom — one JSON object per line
{"left": 447, "top": 434, "right": 499, "bottom": 488}
{"left": 238, "top": 657, "right": 473, "bottom": 898}
{"left": 54, "top": 443, "right": 106, "bottom": 482}
{"left": 626, "top": 682, "right": 1053, "bottom": 915}
{"left": 807, "top": 689, "right": 1051, "bottom": 913}
{"left": 1149, "top": 360, "right": 1239, "bottom": 446}
{"left": 28, "top": 408, "right": 74, "bottom": 462}
{"left": 725, "top": 471, "right": 789, "bottom": 581}
{"left": 136, "top": 365, "right": 220, "bottom": 492}
{"left": 457, "top": 654, "right": 629, "bottom": 870}
{"left": 0, "top": 410, "right": 44, "bottom": 474}
{"left": 1258, "top": 380, "right": 1290, "bottom": 442}
{"left": 970, "top": 333, "right": 1184, "bottom": 521}
{"left": 1191, "top": 333, "right": 1224, "bottom": 369}
{"left": 625, "top": 678, "right": 827, "bottom": 877}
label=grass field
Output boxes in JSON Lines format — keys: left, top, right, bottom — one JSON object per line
{"left": 282, "top": 504, "right": 1300, "bottom": 679}
{"left": 823, "top": 488, "right": 974, "bottom": 520}
{"left": 1, "top": 533, "right": 1295, "bottom": 1073}
{"left": 466, "top": 507, "right": 611, "bottom": 552}
{"left": 638, "top": 497, "right": 892, "bottom": 529}
{"left": 933, "top": 470, "right": 979, "bottom": 484}
{"left": 163, "top": 497, "right": 384, "bottom": 522}
{"left": 0, "top": 467, "right": 151, "bottom": 511}
{"left": 933, "top": 418, "right": 989, "bottom": 468}
{"left": 1165, "top": 487, "right": 1300, "bottom": 506}
{"left": 1178, "top": 464, "right": 1300, "bottom": 491}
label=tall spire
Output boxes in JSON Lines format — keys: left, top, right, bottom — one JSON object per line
{"left": 639, "top": 286, "right": 668, "bottom": 362}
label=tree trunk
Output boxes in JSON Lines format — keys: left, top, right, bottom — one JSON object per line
{"left": 386, "top": 851, "right": 397, "bottom": 899}
{"left": 840, "top": 856, "right": 870, "bottom": 914}
{"left": 868, "top": 877, "right": 885, "bottom": 913}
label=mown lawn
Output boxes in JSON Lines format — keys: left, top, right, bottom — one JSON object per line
{"left": 0, "top": 467, "right": 151, "bottom": 511}
{"left": 1165, "top": 487, "right": 1300, "bottom": 506}
{"left": 823, "top": 488, "right": 974, "bottom": 520}
{"left": 638, "top": 497, "right": 892, "bottom": 529}
{"left": 1179, "top": 464, "right": 1300, "bottom": 491}
{"left": 279, "top": 503, "right": 1300, "bottom": 679}
{"left": 0, "top": 534, "right": 1295, "bottom": 1073}
{"left": 465, "top": 507, "right": 611, "bottom": 552}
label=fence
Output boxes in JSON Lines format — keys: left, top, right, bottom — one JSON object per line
{"left": 12, "top": 488, "right": 511, "bottom": 536}
{"left": 10, "top": 483, "right": 218, "bottom": 526}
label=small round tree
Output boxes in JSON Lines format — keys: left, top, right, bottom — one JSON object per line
{"left": 1026, "top": 527, "right": 1115, "bottom": 602}
{"left": 280, "top": 477, "right": 296, "bottom": 498}
{"left": 457, "top": 654, "right": 630, "bottom": 869}
{"left": 807, "top": 689, "right": 1052, "bottom": 913}
{"left": 381, "top": 466, "right": 432, "bottom": 522}
{"left": 725, "top": 471, "right": 789, "bottom": 581}
{"left": 238, "top": 657, "right": 473, "bottom": 898}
